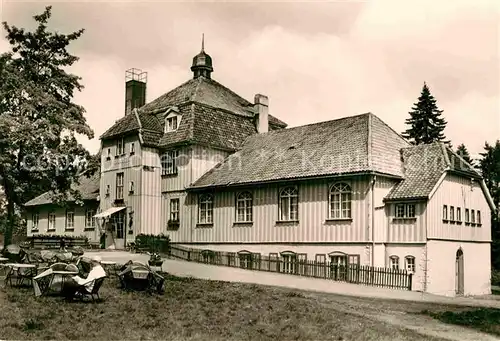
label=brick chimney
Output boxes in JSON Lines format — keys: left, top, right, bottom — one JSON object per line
{"left": 125, "top": 68, "right": 147, "bottom": 116}
{"left": 254, "top": 94, "right": 269, "bottom": 134}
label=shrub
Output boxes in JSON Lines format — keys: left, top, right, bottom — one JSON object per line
{"left": 135, "top": 234, "right": 171, "bottom": 254}
{"left": 492, "top": 270, "right": 500, "bottom": 286}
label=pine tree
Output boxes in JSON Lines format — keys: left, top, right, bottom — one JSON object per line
{"left": 478, "top": 140, "right": 500, "bottom": 270}
{"left": 0, "top": 7, "right": 94, "bottom": 246}
{"left": 402, "top": 82, "right": 448, "bottom": 145}
{"left": 456, "top": 143, "right": 473, "bottom": 165}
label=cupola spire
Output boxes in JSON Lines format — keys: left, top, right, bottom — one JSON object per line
{"left": 191, "top": 34, "right": 213, "bottom": 79}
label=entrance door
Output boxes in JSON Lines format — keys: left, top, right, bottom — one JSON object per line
{"left": 455, "top": 249, "right": 464, "bottom": 295}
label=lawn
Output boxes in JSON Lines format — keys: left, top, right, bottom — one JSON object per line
{"left": 422, "top": 308, "right": 500, "bottom": 337}
{"left": 0, "top": 273, "right": 450, "bottom": 341}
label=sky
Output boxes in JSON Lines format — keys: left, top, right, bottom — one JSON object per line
{"left": 0, "top": 0, "right": 499, "bottom": 159}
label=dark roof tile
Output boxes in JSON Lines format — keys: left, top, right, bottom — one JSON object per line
{"left": 191, "top": 113, "right": 409, "bottom": 188}
{"left": 25, "top": 173, "right": 100, "bottom": 206}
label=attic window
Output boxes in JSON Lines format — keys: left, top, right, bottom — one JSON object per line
{"left": 165, "top": 113, "right": 181, "bottom": 133}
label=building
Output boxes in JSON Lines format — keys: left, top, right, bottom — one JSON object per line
{"left": 25, "top": 43, "right": 496, "bottom": 296}
{"left": 25, "top": 173, "right": 100, "bottom": 242}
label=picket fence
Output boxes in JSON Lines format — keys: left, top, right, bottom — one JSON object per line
{"left": 169, "top": 246, "right": 413, "bottom": 291}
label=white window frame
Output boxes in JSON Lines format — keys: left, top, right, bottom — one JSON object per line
{"left": 329, "top": 183, "right": 352, "bottom": 219}
{"left": 465, "top": 208, "right": 470, "bottom": 223}
{"left": 117, "top": 137, "right": 125, "bottom": 155}
{"left": 129, "top": 181, "right": 135, "bottom": 193}
{"left": 105, "top": 185, "right": 110, "bottom": 196}
{"left": 198, "top": 194, "right": 214, "bottom": 224}
{"left": 65, "top": 209, "right": 75, "bottom": 229}
{"left": 116, "top": 173, "right": 124, "bottom": 200}
{"left": 130, "top": 142, "right": 135, "bottom": 154}
{"left": 404, "top": 256, "right": 415, "bottom": 272}
{"left": 471, "top": 209, "right": 475, "bottom": 224}
{"left": 389, "top": 255, "right": 399, "bottom": 270}
{"left": 236, "top": 191, "right": 253, "bottom": 222}
{"left": 456, "top": 207, "right": 462, "bottom": 222}
{"left": 48, "top": 211, "right": 56, "bottom": 231}
{"left": 450, "top": 206, "right": 455, "bottom": 222}
{"left": 279, "top": 186, "right": 298, "bottom": 221}
{"left": 170, "top": 198, "right": 180, "bottom": 221}
{"left": 443, "top": 205, "right": 448, "bottom": 220}
{"left": 32, "top": 212, "right": 39, "bottom": 230}
{"left": 85, "top": 209, "right": 96, "bottom": 229}
{"left": 165, "top": 113, "right": 181, "bottom": 133}
{"left": 161, "top": 150, "right": 179, "bottom": 176}
{"left": 395, "top": 203, "right": 416, "bottom": 218}
{"left": 280, "top": 251, "right": 297, "bottom": 274}
{"left": 477, "top": 210, "right": 481, "bottom": 225}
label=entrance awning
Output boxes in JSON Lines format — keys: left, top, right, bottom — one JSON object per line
{"left": 93, "top": 206, "right": 126, "bottom": 218}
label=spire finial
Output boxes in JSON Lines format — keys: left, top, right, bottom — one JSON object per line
{"left": 201, "top": 33, "right": 205, "bottom": 52}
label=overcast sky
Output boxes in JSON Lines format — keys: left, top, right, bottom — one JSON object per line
{"left": 1, "top": 0, "right": 499, "bottom": 158}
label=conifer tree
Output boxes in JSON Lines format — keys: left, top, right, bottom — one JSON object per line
{"left": 456, "top": 143, "right": 473, "bottom": 165}
{"left": 402, "top": 82, "right": 448, "bottom": 145}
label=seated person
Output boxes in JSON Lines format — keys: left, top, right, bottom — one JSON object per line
{"left": 61, "top": 255, "right": 106, "bottom": 300}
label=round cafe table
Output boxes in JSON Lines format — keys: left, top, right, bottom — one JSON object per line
{"left": 101, "top": 261, "right": 117, "bottom": 277}
{"left": 4, "top": 263, "right": 37, "bottom": 287}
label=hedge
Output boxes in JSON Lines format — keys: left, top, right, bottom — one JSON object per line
{"left": 134, "top": 234, "right": 171, "bottom": 254}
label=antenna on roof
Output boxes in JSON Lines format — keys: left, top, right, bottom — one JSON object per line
{"left": 201, "top": 33, "right": 205, "bottom": 52}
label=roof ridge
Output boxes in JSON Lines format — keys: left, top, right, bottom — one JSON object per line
{"left": 255, "top": 112, "right": 372, "bottom": 137}
{"left": 439, "top": 142, "right": 451, "bottom": 167}
{"left": 208, "top": 78, "right": 253, "bottom": 106}
{"left": 369, "top": 113, "right": 411, "bottom": 147}
{"left": 367, "top": 113, "right": 372, "bottom": 168}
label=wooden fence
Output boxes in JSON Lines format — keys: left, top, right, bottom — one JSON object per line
{"left": 169, "top": 246, "right": 413, "bottom": 291}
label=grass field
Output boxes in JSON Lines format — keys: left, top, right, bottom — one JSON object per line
{"left": 0, "top": 273, "right": 497, "bottom": 341}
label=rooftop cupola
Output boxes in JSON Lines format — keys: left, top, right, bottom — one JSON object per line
{"left": 191, "top": 34, "right": 213, "bottom": 79}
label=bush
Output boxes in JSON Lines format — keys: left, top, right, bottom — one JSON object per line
{"left": 492, "top": 270, "right": 500, "bottom": 286}
{"left": 135, "top": 234, "right": 171, "bottom": 254}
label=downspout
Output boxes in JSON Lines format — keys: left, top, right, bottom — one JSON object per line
{"left": 371, "top": 175, "right": 376, "bottom": 267}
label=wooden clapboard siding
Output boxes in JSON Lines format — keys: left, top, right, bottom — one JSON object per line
{"left": 161, "top": 146, "right": 192, "bottom": 192}
{"left": 189, "top": 176, "right": 371, "bottom": 243}
{"left": 101, "top": 135, "right": 142, "bottom": 173}
{"left": 386, "top": 202, "right": 426, "bottom": 242}
{"left": 374, "top": 177, "right": 399, "bottom": 242}
{"left": 26, "top": 203, "right": 100, "bottom": 242}
{"left": 163, "top": 192, "right": 190, "bottom": 242}
{"left": 140, "top": 148, "right": 162, "bottom": 235}
{"left": 191, "top": 145, "right": 229, "bottom": 183}
{"left": 426, "top": 173, "right": 491, "bottom": 242}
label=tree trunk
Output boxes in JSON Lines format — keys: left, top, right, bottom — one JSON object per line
{"left": 4, "top": 196, "right": 14, "bottom": 247}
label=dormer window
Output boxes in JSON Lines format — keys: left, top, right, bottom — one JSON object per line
{"left": 165, "top": 110, "right": 181, "bottom": 133}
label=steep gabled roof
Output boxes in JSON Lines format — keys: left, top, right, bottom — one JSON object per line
{"left": 190, "top": 113, "right": 410, "bottom": 188}
{"left": 159, "top": 102, "right": 264, "bottom": 151}
{"left": 25, "top": 173, "right": 100, "bottom": 207}
{"left": 100, "top": 76, "right": 287, "bottom": 147}
{"left": 384, "top": 142, "right": 481, "bottom": 201}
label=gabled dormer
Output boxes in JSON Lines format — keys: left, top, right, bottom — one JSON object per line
{"left": 164, "top": 106, "right": 181, "bottom": 133}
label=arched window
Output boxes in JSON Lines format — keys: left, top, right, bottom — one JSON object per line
{"left": 236, "top": 192, "right": 253, "bottom": 222}
{"left": 389, "top": 255, "right": 399, "bottom": 270}
{"left": 280, "top": 251, "right": 297, "bottom": 274}
{"left": 279, "top": 186, "right": 298, "bottom": 221}
{"left": 329, "top": 183, "right": 352, "bottom": 219}
{"left": 198, "top": 194, "right": 213, "bottom": 224}
{"left": 404, "top": 256, "right": 415, "bottom": 272}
